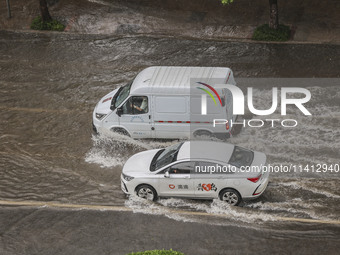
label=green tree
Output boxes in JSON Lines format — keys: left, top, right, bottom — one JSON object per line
{"left": 221, "top": 0, "right": 279, "bottom": 29}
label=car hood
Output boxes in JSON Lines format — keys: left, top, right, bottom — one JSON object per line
{"left": 122, "top": 149, "right": 161, "bottom": 175}
{"left": 95, "top": 88, "right": 119, "bottom": 114}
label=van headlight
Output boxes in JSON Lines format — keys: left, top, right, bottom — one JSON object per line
{"left": 95, "top": 113, "right": 107, "bottom": 120}
{"left": 122, "top": 173, "right": 134, "bottom": 181}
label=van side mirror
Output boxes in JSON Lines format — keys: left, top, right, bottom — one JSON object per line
{"left": 116, "top": 108, "right": 122, "bottom": 117}
{"left": 164, "top": 171, "right": 170, "bottom": 178}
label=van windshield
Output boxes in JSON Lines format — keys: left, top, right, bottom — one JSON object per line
{"left": 111, "top": 81, "right": 132, "bottom": 110}
{"left": 150, "top": 142, "right": 184, "bottom": 172}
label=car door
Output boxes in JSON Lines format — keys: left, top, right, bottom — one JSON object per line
{"left": 193, "top": 161, "right": 229, "bottom": 198}
{"left": 118, "top": 96, "right": 153, "bottom": 138}
{"left": 157, "top": 161, "right": 195, "bottom": 197}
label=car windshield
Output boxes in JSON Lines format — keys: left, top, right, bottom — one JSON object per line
{"left": 150, "top": 142, "right": 184, "bottom": 171}
{"left": 228, "top": 146, "right": 254, "bottom": 168}
{"left": 111, "top": 81, "right": 132, "bottom": 109}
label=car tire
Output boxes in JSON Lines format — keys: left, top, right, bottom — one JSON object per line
{"left": 136, "top": 185, "right": 158, "bottom": 201}
{"left": 219, "top": 188, "right": 242, "bottom": 206}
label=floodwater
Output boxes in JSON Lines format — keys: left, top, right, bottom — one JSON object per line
{"left": 0, "top": 30, "right": 339, "bottom": 253}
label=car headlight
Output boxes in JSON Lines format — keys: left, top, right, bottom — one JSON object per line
{"left": 122, "top": 173, "right": 134, "bottom": 181}
{"left": 95, "top": 113, "right": 107, "bottom": 120}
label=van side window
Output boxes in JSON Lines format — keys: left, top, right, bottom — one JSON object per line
{"left": 122, "top": 96, "right": 148, "bottom": 115}
{"left": 169, "top": 161, "right": 195, "bottom": 174}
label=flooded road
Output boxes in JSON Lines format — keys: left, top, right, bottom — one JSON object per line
{"left": 0, "top": 30, "right": 339, "bottom": 254}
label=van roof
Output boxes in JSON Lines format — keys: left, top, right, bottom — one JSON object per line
{"left": 177, "top": 141, "right": 235, "bottom": 163}
{"left": 130, "top": 66, "right": 235, "bottom": 95}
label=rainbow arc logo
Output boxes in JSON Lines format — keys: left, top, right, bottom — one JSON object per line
{"left": 196, "top": 82, "right": 223, "bottom": 115}
{"left": 196, "top": 82, "right": 223, "bottom": 106}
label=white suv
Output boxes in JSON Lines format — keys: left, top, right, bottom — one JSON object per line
{"left": 121, "top": 141, "right": 269, "bottom": 206}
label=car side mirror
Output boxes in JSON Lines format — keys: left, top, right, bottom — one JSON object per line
{"left": 116, "top": 107, "right": 122, "bottom": 117}
{"left": 164, "top": 171, "right": 170, "bottom": 178}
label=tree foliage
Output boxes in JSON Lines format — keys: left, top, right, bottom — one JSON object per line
{"left": 31, "top": 16, "right": 65, "bottom": 31}
{"left": 221, "top": 0, "right": 234, "bottom": 4}
{"left": 252, "top": 24, "right": 290, "bottom": 41}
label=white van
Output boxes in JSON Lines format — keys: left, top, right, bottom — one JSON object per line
{"left": 92, "top": 66, "right": 237, "bottom": 139}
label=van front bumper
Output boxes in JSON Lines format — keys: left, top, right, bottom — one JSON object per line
{"left": 92, "top": 122, "right": 98, "bottom": 134}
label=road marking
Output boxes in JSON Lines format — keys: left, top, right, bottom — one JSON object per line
{"left": 0, "top": 200, "right": 339, "bottom": 225}
{"left": 0, "top": 200, "right": 131, "bottom": 212}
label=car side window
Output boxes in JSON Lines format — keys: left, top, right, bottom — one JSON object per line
{"left": 122, "top": 96, "right": 148, "bottom": 115}
{"left": 169, "top": 161, "right": 195, "bottom": 174}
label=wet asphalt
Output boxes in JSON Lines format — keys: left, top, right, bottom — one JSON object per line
{"left": 0, "top": 30, "right": 339, "bottom": 254}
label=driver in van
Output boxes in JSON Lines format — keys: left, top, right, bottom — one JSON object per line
{"left": 133, "top": 97, "right": 148, "bottom": 113}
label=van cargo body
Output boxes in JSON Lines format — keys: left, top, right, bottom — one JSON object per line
{"left": 93, "top": 66, "right": 237, "bottom": 139}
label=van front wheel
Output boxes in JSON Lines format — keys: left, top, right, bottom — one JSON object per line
{"left": 112, "top": 128, "right": 130, "bottom": 137}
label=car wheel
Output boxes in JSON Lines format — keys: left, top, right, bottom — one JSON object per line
{"left": 220, "top": 189, "right": 241, "bottom": 206}
{"left": 136, "top": 185, "right": 157, "bottom": 201}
